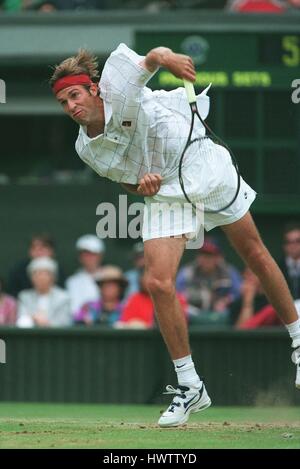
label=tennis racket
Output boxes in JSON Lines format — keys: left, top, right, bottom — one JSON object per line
{"left": 178, "top": 80, "right": 241, "bottom": 214}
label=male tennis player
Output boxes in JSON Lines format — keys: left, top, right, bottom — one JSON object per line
{"left": 50, "top": 44, "right": 300, "bottom": 427}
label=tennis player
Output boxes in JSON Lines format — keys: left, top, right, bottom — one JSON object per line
{"left": 50, "top": 44, "right": 300, "bottom": 427}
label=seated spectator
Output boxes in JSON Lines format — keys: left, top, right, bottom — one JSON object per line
{"left": 117, "top": 268, "right": 187, "bottom": 329}
{"left": 74, "top": 265, "right": 127, "bottom": 326}
{"left": 124, "top": 241, "right": 145, "bottom": 298}
{"left": 286, "top": 0, "right": 300, "bottom": 10}
{"left": 239, "top": 300, "right": 300, "bottom": 329}
{"left": 239, "top": 299, "right": 300, "bottom": 329}
{"left": 177, "top": 238, "right": 242, "bottom": 325}
{"left": 66, "top": 234, "right": 105, "bottom": 318}
{"left": 238, "top": 304, "right": 280, "bottom": 328}
{"left": 8, "top": 233, "right": 65, "bottom": 298}
{"left": 226, "top": 0, "right": 285, "bottom": 12}
{"left": 278, "top": 223, "right": 300, "bottom": 300}
{"left": 0, "top": 276, "right": 17, "bottom": 326}
{"left": 230, "top": 267, "right": 269, "bottom": 326}
{"left": 16, "top": 257, "right": 71, "bottom": 328}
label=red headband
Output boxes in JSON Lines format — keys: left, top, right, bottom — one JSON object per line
{"left": 53, "top": 74, "right": 93, "bottom": 95}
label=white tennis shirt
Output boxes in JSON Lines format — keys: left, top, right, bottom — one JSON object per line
{"left": 75, "top": 43, "right": 210, "bottom": 190}
{"left": 75, "top": 43, "right": 256, "bottom": 240}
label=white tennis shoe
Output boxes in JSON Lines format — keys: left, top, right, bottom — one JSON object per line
{"left": 292, "top": 339, "right": 300, "bottom": 389}
{"left": 158, "top": 383, "right": 211, "bottom": 428}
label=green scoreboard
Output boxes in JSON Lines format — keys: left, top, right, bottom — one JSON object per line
{"left": 136, "top": 31, "right": 300, "bottom": 211}
{"left": 136, "top": 32, "right": 300, "bottom": 89}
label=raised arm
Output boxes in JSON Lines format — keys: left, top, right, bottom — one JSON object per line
{"left": 140, "top": 47, "right": 196, "bottom": 82}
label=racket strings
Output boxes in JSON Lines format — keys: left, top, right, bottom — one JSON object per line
{"left": 179, "top": 100, "right": 241, "bottom": 214}
{"left": 180, "top": 138, "right": 234, "bottom": 213}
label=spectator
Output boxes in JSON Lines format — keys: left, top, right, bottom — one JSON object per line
{"left": 117, "top": 268, "right": 188, "bottom": 329}
{"left": 74, "top": 265, "right": 127, "bottom": 326}
{"left": 0, "top": 276, "right": 17, "bottom": 326}
{"left": 226, "top": 0, "right": 285, "bottom": 12}
{"left": 279, "top": 223, "right": 300, "bottom": 300}
{"left": 8, "top": 233, "right": 65, "bottom": 298}
{"left": 237, "top": 304, "right": 281, "bottom": 328}
{"left": 124, "top": 241, "right": 145, "bottom": 298}
{"left": 230, "top": 267, "right": 269, "bottom": 326}
{"left": 177, "top": 238, "right": 242, "bottom": 325}
{"left": 286, "top": 0, "right": 300, "bottom": 10}
{"left": 16, "top": 257, "right": 71, "bottom": 328}
{"left": 238, "top": 299, "right": 300, "bottom": 329}
{"left": 118, "top": 268, "right": 154, "bottom": 329}
{"left": 237, "top": 223, "right": 300, "bottom": 329}
{"left": 66, "top": 234, "right": 105, "bottom": 317}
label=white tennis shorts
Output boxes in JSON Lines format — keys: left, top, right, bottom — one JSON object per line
{"left": 142, "top": 138, "right": 256, "bottom": 242}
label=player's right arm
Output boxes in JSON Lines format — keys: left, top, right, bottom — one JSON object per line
{"left": 101, "top": 43, "right": 196, "bottom": 104}
{"left": 141, "top": 47, "right": 196, "bottom": 82}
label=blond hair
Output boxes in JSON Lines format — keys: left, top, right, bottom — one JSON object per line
{"left": 49, "top": 49, "right": 100, "bottom": 88}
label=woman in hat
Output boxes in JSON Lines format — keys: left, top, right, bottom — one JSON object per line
{"left": 74, "top": 265, "right": 128, "bottom": 326}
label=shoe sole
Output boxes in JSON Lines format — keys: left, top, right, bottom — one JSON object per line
{"left": 158, "top": 396, "right": 212, "bottom": 428}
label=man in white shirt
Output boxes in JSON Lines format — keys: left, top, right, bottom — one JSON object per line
{"left": 279, "top": 223, "right": 300, "bottom": 300}
{"left": 50, "top": 43, "right": 300, "bottom": 427}
{"left": 66, "top": 234, "right": 105, "bottom": 317}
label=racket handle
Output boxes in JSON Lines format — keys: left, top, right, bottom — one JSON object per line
{"left": 183, "top": 80, "right": 196, "bottom": 104}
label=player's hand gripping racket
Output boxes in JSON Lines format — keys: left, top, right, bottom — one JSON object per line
{"left": 178, "top": 80, "right": 241, "bottom": 214}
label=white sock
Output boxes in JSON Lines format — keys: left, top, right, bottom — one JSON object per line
{"left": 173, "top": 355, "right": 202, "bottom": 388}
{"left": 285, "top": 318, "right": 300, "bottom": 347}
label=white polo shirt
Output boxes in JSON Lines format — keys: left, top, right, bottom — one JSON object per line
{"left": 75, "top": 43, "right": 210, "bottom": 191}
{"left": 75, "top": 43, "right": 256, "bottom": 240}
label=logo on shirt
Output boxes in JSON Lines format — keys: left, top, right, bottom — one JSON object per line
{"left": 122, "top": 120, "right": 132, "bottom": 127}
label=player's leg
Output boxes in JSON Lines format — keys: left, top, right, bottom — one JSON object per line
{"left": 144, "top": 236, "right": 188, "bottom": 358}
{"left": 144, "top": 236, "right": 211, "bottom": 426}
{"left": 221, "top": 211, "right": 300, "bottom": 388}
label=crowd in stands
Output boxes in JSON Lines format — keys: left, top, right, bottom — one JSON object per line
{"left": 1, "top": 0, "right": 300, "bottom": 13}
{"left": 1, "top": 222, "right": 300, "bottom": 330}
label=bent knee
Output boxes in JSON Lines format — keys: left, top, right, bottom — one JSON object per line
{"left": 146, "top": 275, "right": 176, "bottom": 297}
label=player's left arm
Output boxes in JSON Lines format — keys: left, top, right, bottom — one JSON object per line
{"left": 140, "top": 47, "right": 196, "bottom": 82}
{"left": 121, "top": 173, "right": 162, "bottom": 197}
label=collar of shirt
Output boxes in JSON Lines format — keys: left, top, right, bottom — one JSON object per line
{"left": 79, "top": 100, "right": 112, "bottom": 145}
